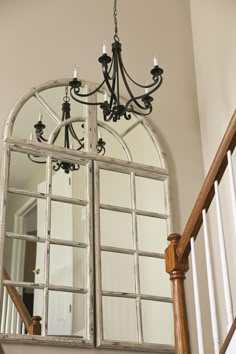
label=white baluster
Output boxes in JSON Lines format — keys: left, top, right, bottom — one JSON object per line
{"left": 16, "top": 312, "right": 21, "bottom": 334}
{"left": 214, "top": 180, "right": 233, "bottom": 331}
{"left": 1, "top": 287, "right": 7, "bottom": 333}
{"left": 6, "top": 295, "right": 12, "bottom": 333}
{"left": 21, "top": 322, "right": 25, "bottom": 335}
{"left": 202, "top": 209, "right": 220, "bottom": 353}
{"left": 227, "top": 151, "right": 236, "bottom": 235}
{"left": 190, "top": 237, "right": 205, "bottom": 354}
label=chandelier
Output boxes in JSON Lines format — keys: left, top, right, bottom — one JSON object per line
{"left": 29, "top": 87, "right": 106, "bottom": 174}
{"left": 69, "top": 0, "right": 164, "bottom": 123}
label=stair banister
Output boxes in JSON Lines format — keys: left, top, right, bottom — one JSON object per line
{"left": 177, "top": 110, "right": 236, "bottom": 261}
{"left": 165, "top": 110, "right": 236, "bottom": 353}
{"left": 3, "top": 268, "right": 41, "bottom": 335}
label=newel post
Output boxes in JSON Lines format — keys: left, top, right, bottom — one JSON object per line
{"left": 165, "top": 233, "right": 191, "bottom": 354}
{"left": 28, "top": 316, "right": 42, "bottom": 335}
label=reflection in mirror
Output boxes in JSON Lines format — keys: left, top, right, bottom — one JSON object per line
{"left": 137, "top": 215, "right": 168, "bottom": 253}
{"left": 102, "top": 296, "right": 138, "bottom": 342}
{"left": 101, "top": 252, "right": 135, "bottom": 293}
{"left": 97, "top": 127, "right": 128, "bottom": 161}
{"left": 139, "top": 257, "right": 171, "bottom": 297}
{"left": 3, "top": 239, "right": 41, "bottom": 284}
{"left": 12, "top": 96, "right": 57, "bottom": 141}
{"left": 50, "top": 201, "right": 87, "bottom": 243}
{"left": 50, "top": 245, "right": 87, "bottom": 289}
{"left": 136, "top": 176, "right": 166, "bottom": 214}
{"left": 100, "top": 170, "right": 131, "bottom": 208}
{"left": 100, "top": 209, "right": 133, "bottom": 249}
{"left": 9, "top": 151, "right": 46, "bottom": 194}
{"left": 6, "top": 193, "right": 46, "bottom": 238}
{"left": 142, "top": 300, "right": 174, "bottom": 345}
{"left": 48, "top": 291, "right": 87, "bottom": 337}
{"left": 124, "top": 123, "right": 162, "bottom": 167}
{"left": 0, "top": 286, "right": 43, "bottom": 335}
{"left": 51, "top": 163, "right": 87, "bottom": 201}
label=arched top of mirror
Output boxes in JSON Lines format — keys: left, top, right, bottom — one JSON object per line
{"left": 5, "top": 78, "right": 168, "bottom": 171}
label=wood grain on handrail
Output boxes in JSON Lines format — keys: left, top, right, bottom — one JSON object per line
{"left": 177, "top": 110, "right": 236, "bottom": 261}
{"left": 220, "top": 317, "right": 236, "bottom": 353}
{"left": 3, "top": 268, "right": 32, "bottom": 331}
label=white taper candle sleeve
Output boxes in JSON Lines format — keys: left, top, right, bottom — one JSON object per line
{"left": 190, "top": 237, "right": 205, "bottom": 354}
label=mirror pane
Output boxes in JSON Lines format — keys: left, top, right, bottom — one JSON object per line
{"left": 50, "top": 201, "right": 87, "bottom": 243}
{"left": 139, "top": 257, "right": 171, "bottom": 297}
{"left": 102, "top": 296, "right": 138, "bottom": 342}
{"left": 142, "top": 300, "right": 174, "bottom": 345}
{"left": 12, "top": 96, "right": 57, "bottom": 141}
{"left": 40, "top": 86, "right": 87, "bottom": 119}
{"left": 49, "top": 245, "right": 87, "bottom": 289}
{"left": 3, "top": 239, "right": 43, "bottom": 284}
{"left": 137, "top": 215, "right": 168, "bottom": 253}
{"left": 48, "top": 291, "right": 86, "bottom": 337}
{"left": 100, "top": 209, "right": 133, "bottom": 249}
{"left": 124, "top": 123, "right": 162, "bottom": 167}
{"left": 97, "top": 127, "right": 128, "bottom": 161}
{"left": 135, "top": 176, "right": 166, "bottom": 214}
{"left": 9, "top": 151, "right": 46, "bottom": 193}
{"left": 0, "top": 286, "right": 43, "bottom": 335}
{"left": 6, "top": 193, "right": 46, "bottom": 239}
{"left": 101, "top": 252, "right": 135, "bottom": 293}
{"left": 100, "top": 170, "right": 131, "bottom": 208}
{"left": 51, "top": 162, "right": 87, "bottom": 201}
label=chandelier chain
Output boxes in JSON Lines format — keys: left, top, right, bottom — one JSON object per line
{"left": 113, "top": 0, "right": 120, "bottom": 42}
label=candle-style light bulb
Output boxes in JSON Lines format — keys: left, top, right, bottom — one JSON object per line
{"left": 153, "top": 56, "right": 158, "bottom": 67}
{"left": 98, "top": 130, "right": 102, "bottom": 140}
{"left": 30, "top": 132, "right": 33, "bottom": 141}
{"left": 73, "top": 64, "right": 79, "bottom": 79}
{"left": 38, "top": 113, "right": 42, "bottom": 122}
{"left": 102, "top": 41, "right": 107, "bottom": 54}
{"left": 145, "top": 87, "right": 149, "bottom": 94}
{"left": 104, "top": 90, "right": 108, "bottom": 102}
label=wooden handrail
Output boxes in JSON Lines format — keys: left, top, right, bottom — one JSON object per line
{"left": 177, "top": 109, "right": 236, "bottom": 261}
{"left": 220, "top": 317, "right": 236, "bottom": 353}
{"left": 3, "top": 268, "right": 41, "bottom": 335}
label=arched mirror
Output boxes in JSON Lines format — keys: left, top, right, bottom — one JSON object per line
{"left": 0, "top": 79, "right": 174, "bottom": 352}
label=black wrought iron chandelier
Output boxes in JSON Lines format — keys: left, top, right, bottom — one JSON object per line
{"left": 29, "top": 87, "right": 106, "bottom": 174}
{"left": 69, "top": 0, "right": 164, "bottom": 123}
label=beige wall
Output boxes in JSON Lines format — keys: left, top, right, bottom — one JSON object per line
{"left": 189, "top": 0, "right": 236, "bottom": 348}
{"left": 0, "top": 0, "right": 204, "bottom": 353}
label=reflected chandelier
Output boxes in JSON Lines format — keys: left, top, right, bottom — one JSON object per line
{"left": 69, "top": 0, "right": 164, "bottom": 123}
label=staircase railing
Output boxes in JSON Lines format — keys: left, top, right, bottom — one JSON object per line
{"left": 1, "top": 268, "right": 41, "bottom": 336}
{"left": 165, "top": 110, "right": 236, "bottom": 354}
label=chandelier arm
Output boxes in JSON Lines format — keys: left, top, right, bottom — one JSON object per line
{"left": 71, "top": 80, "right": 106, "bottom": 98}
{"left": 69, "top": 89, "right": 104, "bottom": 106}
{"left": 129, "top": 106, "right": 153, "bottom": 116}
{"left": 68, "top": 124, "right": 85, "bottom": 148}
{"left": 145, "top": 76, "right": 163, "bottom": 95}
{"left": 119, "top": 54, "right": 162, "bottom": 89}
{"left": 28, "top": 155, "right": 46, "bottom": 164}
{"left": 102, "top": 66, "right": 118, "bottom": 103}
{"left": 119, "top": 57, "right": 147, "bottom": 110}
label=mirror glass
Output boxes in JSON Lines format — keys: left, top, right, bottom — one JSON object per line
{"left": 102, "top": 296, "right": 138, "bottom": 342}
{"left": 100, "top": 209, "right": 133, "bottom": 249}
{"left": 48, "top": 291, "right": 87, "bottom": 337}
{"left": 142, "top": 300, "right": 174, "bottom": 344}
{"left": 101, "top": 252, "right": 135, "bottom": 293}
{"left": 137, "top": 215, "right": 168, "bottom": 253}
{"left": 139, "top": 257, "right": 171, "bottom": 297}
{"left": 100, "top": 170, "right": 131, "bottom": 208}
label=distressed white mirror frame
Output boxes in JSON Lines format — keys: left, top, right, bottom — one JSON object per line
{"left": 0, "top": 79, "right": 174, "bottom": 352}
